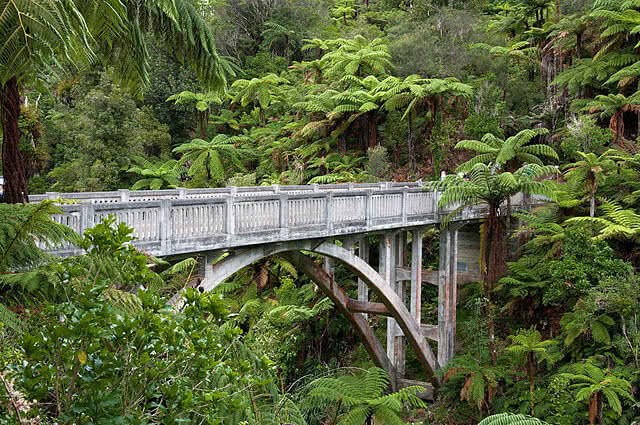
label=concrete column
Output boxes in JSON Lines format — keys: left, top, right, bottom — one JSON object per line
{"left": 202, "top": 250, "right": 222, "bottom": 290}
{"left": 380, "top": 234, "right": 395, "bottom": 366}
{"left": 410, "top": 229, "right": 423, "bottom": 323}
{"left": 394, "top": 231, "right": 407, "bottom": 378}
{"left": 324, "top": 257, "right": 334, "bottom": 280}
{"left": 438, "top": 227, "right": 459, "bottom": 367}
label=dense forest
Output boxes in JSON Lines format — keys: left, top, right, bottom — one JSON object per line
{"left": 2, "top": 0, "right": 640, "bottom": 424}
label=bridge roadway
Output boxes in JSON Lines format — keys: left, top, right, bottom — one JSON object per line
{"left": 35, "top": 182, "right": 539, "bottom": 393}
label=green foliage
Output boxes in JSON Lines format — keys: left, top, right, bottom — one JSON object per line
{"left": 441, "top": 354, "right": 507, "bottom": 412}
{"left": 42, "top": 75, "right": 172, "bottom": 192}
{"left": 303, "top": 367, "right": 425, "bottom": 425}
{"left": 173, "top": 134, "right": 252, "bottom": 185}
{"left": 558, "top": 359, "right": 634, "bottom": 423}
{"left": 128, "top": 157, "right": 183, "bottom": 190}
{"left": 0, "top": 201, "right": 78, "bottom": 274}
{"left": 561, "top": 115, "right": 613, "bottom": 161}
{"left": 544, "top": 227, "right": 632, "bottom": 306}
{"left": 455, "top": 128, "right": 557, "bottom": 173}
{"left": 366, "top": 145, "right": 391, "bottom": 180}
{"left": 477, "top": 412, "right": 551, "bottom": 425}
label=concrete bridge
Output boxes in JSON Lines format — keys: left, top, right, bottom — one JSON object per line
{"left": 35, "top": 182, "right": 540, "bottom": 391}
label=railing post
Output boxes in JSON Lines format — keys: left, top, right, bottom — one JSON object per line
{"left": 348, "top": 182, "right": 354, "bottom": 191}
{"left": 279, "top": 194, "right": 289, "bottom": 237}
{"left": 160, "top": 199, "right": 171, "bottom": 255}
{"left": 80, "top": 202, "right": 94, "bottom": 235}
{"left": 118, "top": 189, "right": 130, "bottom": 202}
{"left": 273, "top": 184, "right": 280, "bottom": 194}
{"left": 401, "top": 188, "right": 408, "bottom": 225}
{"left": 365, "top": 189, "right": 373, "bottom": 229}
{"left": 379, "top": 183, "right": 386, "bottom": 191}
{"left": 225, "top": 187, "right": 236, "bottom": 238}
{"left": 178, "top": 187, "right": 187, "bottom": 199}
{"left": 312, "top": 184, "right": 319, "bottom": 193}
{"left": 326, "top": 192, "right": 334, "bottom": 232}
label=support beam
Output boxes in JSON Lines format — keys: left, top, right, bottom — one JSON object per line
{"left": 347, "top": 299, "right": 391, "bottom": 316}
{"left": 393, "top": 324, "right": 438, "bottom": 342}
{"left": 357, "top": 237, "right": 370, "bottom": 317}
{"left": 396, "top": 267, "right": 439, "bottom": 285}
{"left": 190, "top": 239, "right": 441, "bottom": 387}
{"left": 282, "top": 251, "right": 396, "bottom": 388}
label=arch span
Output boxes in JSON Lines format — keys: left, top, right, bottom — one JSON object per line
{"left": 200, "top": 239, "right": 440, "bottom": 387}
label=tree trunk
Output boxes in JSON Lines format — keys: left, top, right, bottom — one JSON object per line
{"left": 407, "top": 115, "right": 415, "bottom": 174}
{"left": 528, "top": 354, "right": 536, "bottom": 415}
{"left": 482, "top": 205, "right": 507, "bottom": 366}
{"left": 1, "top": 76, "right": 28, "bottom": 203}
{"left": 576, "top": 32, "right": 582, "bottom": 59}
{"left": 590, "top": 194, "right": 595, "bottom": 218}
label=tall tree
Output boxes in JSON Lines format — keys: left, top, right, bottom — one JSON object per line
{"left": 455, "top": 128, "right": 557, "bottom": 173}
{"left": 173, "top": 134, "right": 250, "bottom": 185}
{"left": 435, "top": 163, "right": 556, "bottom": 365}
{"left": 563, "top": 150, "right": 617, "bottom": 217}
{"left": 579, "top": 93, "right": 640, "bottom": 146}
{"left": 231, "top": 74, "right": 289, "bottom": 126}
{"left": 377, "top": 75, "right": 472, "bottom": 173}
{"left": 166, "top": 91, "right": 223, "bottom": 138}
{"left": 0, "top": 0, "right": 228, "bottom": 203}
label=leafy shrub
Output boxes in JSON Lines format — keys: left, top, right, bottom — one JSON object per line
{"left": 366, "top": 145, "right": 391, "bottom": 180}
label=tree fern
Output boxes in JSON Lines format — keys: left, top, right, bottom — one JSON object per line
{"left": 477, "top": 412, "right": 551, "bottom": 425}
{"left": 0, "top": 201, "right": 78, "bottom": 274}
{"left": 303, "top": 367, "right": 425, "bottom": 425}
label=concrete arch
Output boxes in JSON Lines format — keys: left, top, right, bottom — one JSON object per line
{"left": 199, "top": 239, "right": 440, "bottom": 387}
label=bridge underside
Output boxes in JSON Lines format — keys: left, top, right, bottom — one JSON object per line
{"left": 182, "top": 225, "right": 480, "bottom": 391}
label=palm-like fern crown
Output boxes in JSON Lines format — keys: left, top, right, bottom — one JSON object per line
{"left": 578, "top": 93, "right": 640, "bottom": 119}
{"left": 471, "top": 42, "right": 538, "bottom": 64}
{"left": 173, "top": 134, "right": 250, "bottom": 180}
{"left": 562, "top": 150, "right": 618, "bottom": 192}
{"left": 0, "top": 201, "right": 78, "bottom": 274}
{"left": 128, "top": 157, "right": 183, "bottom": 190}
{"left": 434, "top": 163, "right": 557, "bottom": 211}
{"left": 322, "top": 35, "right": 394, "bottom": 78}
{"left": 511, "top": 207, "right": 567, "bottom": 259}
{"left": 455, "top": 128, "right": 557, "bottom": 173}
{"left": 477, "top": 412, "right": 551, "bottom": 425}
{"left": 304, "top": 367, "right": 425, "bottom": 425}
{"left": 506, "top": 329, "right": 556, "bottom": 363}
{"left": 558, "top": 359, "right": 634, "bottom": 417}
{"left": 565, "top": 200, "right": 640, "bottom": 242}
{"left": 553, "top": 54, "right": 638, "bottom": 95}
{"left": 0, "top": 0, "right": 94, "bottom": 84}
{"left": 166, "top": 90, "right": 223, "bottom": 111}
{"left": 591, "top": 0, "right": 640, "bottom": 59}
{"left": 0, "top": 0, "right": 229, "bottom": 91}
{"left": 231, "top": 73, "right": 290, "bottom": 108}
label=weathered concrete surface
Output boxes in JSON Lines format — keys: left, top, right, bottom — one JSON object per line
{"left": 192, "top": 238, "right": 441, "bottom": 388}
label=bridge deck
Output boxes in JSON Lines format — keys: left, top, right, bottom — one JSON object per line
{"left": 34, "top": 182, "right": 533, "bottom": 257}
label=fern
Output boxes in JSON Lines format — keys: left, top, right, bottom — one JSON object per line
{"left": 0, "top": 201, "right": 78, "bottom": 276}
{"left": 477, "top": 412, "right": 551, "bottom": 425}
{"left": 302, "top": 367, "right": 425, "bottom": 425}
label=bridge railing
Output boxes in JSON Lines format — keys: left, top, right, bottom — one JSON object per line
{"left": 38, "top": 184, "right": 545, "bottom": 257}
{"left": 29, "top": 182, "right": 425, "bottom": 204}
